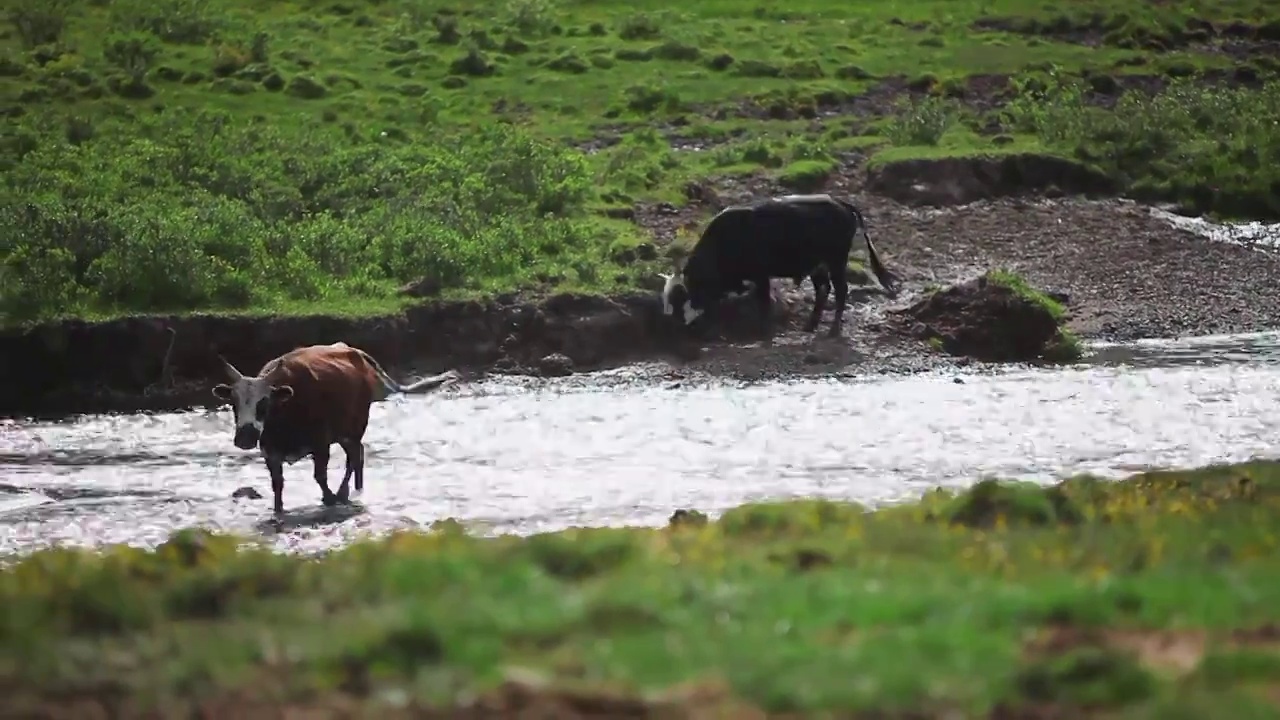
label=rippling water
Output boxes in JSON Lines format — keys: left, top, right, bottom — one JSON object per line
{"left": 1149, "top": 207, "right": 1280, "bottom": 250}
{"left": 2, "top": 333, "right": 1279, "bottom": 557}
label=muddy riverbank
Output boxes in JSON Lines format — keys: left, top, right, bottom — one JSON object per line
{"left": 5, "top": 155, "right": 1280, "bottom": 419}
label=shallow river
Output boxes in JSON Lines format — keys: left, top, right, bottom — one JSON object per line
{"left": 2, "top": 332, "right": 1279, "bottom": 557}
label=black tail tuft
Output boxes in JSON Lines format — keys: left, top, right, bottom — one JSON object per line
{"left": 833, "top": 196, "right": 899, "bottom": 294}
{"left": 864, "top": 233, "right": 899, "bottom": 295}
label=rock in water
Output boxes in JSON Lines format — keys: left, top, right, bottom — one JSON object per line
{"left": 900, "top": 270, "right": 1080, "bottom": 362}
{"left": 536, "top": 353, "right": 574, "bottom": 377}
{"left": 231, "top": 486, "right": 263, "bottom": 500}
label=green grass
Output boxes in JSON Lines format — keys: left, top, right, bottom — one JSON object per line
{"left": 6, "top": 460, "right": 1280, "bottom": 717}
{"left": 3, "top": 0, "right": 1280, "bottom": 325}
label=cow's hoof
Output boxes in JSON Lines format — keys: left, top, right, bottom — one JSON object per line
{"left": 321, "top": 495, "right": 339, "bottom": 507}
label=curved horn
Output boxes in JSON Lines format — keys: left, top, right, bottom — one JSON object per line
{"left": 218, "top": 355, "right": 243, "bottom": 381}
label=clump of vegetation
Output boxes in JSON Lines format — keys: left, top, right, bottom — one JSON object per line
{"left": 5, "top": 461, "right": 1280, "bottom": 716}
{"left": 0, "top": 110, "right": 623, "bottom": 321}
{"left": 992, "top": 66, "right": 1280, "bottom": 219}
{"left": 987, "top": 268, "right": 1083, "bottom": 362}
{"left": 504, "top": 0, "right": 560, "bottom": 37}
{"left": 108, "top": 0, "right": 221, "bottom": 44}
{"left": 904, "top": 269, "right": 1083, "bottom": 363}
{"left": 882, "top": 94, "right": 959, "bottom": 146}
{"left": 598, "top": 129, "right": 680, "bottom": 191}
{"left": 102, "top": 32, "right": 160, "bottom": 84}
{"left": 10, "top": 0, "right": 73, "bottom": 48}
{"left": 617, "top": 12, "right": 661, "bottom": 41}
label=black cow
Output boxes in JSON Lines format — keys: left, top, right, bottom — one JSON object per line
{"left": 660, "top": 193, "right": 899, "bottom": 337}
{"left": 213, "top": 342, "right": 459, "bottom": 514}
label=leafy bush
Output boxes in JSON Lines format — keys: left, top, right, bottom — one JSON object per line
{"left": 883, "top": 94, "right": 958, "bottom": 146}
{"left": 0, "top": 109, "right": 606, "bottom": 321}
{"left": 103, "top": 32, "right": 161, "bottom": 81}
{"left": 1002, "top": 70, "right": 1280, "bottom": 219}
{"left": 108, "top": 0, "right": 221, "bottom": 44}
{"left": 9, "top": 0, "right": 72, "bottom": 48}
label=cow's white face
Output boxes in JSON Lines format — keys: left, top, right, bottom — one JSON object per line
{"left": 660, "top": 272, "right": 703, "bottom": 325}
{"left": 212, "top": 370, "right": 294, "bottom": 450}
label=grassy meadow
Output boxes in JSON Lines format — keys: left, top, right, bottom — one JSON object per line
{"left": 4, "top": 460, "right": 1280, "bottom": 717}
{"left": 3, "top": 0, "right": 1280, "bottom": 324}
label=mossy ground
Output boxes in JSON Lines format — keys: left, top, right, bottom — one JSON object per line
{"left": 3, "top": 0, "right": 1279, "bottom": 325}
{"left": 987, "top": 269, "right": 1083, "bottom": 362}
{"left": 5, "top": 461, "right": 1280, "bottom": 717}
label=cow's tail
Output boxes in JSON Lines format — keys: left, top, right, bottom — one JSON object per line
{"left": 359, "top": 350, "right": 459, "bottom": 401}
{"left": 834, "top": 197, "right": 899, "bottom": 293}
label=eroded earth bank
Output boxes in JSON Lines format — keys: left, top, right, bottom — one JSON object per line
{"left": 5, "top": 154, "right": 1280, "bottom": 419}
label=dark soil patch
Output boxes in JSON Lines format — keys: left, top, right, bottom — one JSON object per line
{"left": 1024, "top": 624, "right": 1208, "bottom": 677}
{"left": 971, "top": 14, "right": 1280, "bottom": 60}
{"left": 711, "top": 75, "right": 986, "bottom": 124}
{"left": 631, "top": 196, "right": 714, "bottom": 248}
{"left": 701, "top": 66, "right": 1256, "bottom": 132}
{"left": 0, "top": 291, "right": 810, "bottom": 419}
{"left": 7, "top": 676, "right": 761, "bottom": 720}
{"left": 866, "top": 154, "right": 1116, "bottom": 208}
{"left": 846, "top": 194, "right": 1280, "bottom": 344}
{"left": 971, "top": 14, "right": 1118, "bottom": 47}
{"left": 892, "top": 273, "right": 1072, "bottom": 362}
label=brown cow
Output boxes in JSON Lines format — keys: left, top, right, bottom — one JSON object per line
{"left": 212, "top": 342, "right": 459, "bottom": 514}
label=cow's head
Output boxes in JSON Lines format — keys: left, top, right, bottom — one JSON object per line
{"left": 211, "top": 357, "right": 294, "bottom": 450}
{"left": 660, "top": 271, "right": 704, "bottom": 326}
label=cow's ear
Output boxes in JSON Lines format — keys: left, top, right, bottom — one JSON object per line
{"left": 212, "top": 384, "right": 232, "bottom": 400}
{"left": 271, "top": 385, "right": 295, "bottom": 403}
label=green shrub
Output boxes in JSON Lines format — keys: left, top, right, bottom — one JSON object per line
{"left": 9, "top": 0, "right": 72, "bottom": 48}
{"left": 883, "top": 94, "right": 958, "bottom": 146}
{"left": 103, "top": 32, "right": 161, "bottom": 82}
{"left": 0, "top": 109, "right": 603, "bottom": 321}
{"left": 109, "top": 0, "right": 221, "bottom": 44}
{"left": 1000, "top": 69, "right": 1280, "bottom": 219}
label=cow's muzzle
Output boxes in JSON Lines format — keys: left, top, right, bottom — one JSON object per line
{"left": 233, "top": 425, "right": 261, "bottom": 450}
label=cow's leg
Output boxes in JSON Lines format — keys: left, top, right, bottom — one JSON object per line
{"left": 355, "top": 442, "right": 365, "bottom": 492}
{"left": 312, "top": 445, "right": 338, "bottom": 506}
{"left": 805, "top": 268, "right": 831, "bottom": 333}
{"left": 753, "top": 277, "right": 773, "bottom": 338}
{"left": 266, "top": 457, "right": 286, "bottom": 515}
{"left": 336, "top": 440, "right": 363, "bottom": 502}
{"left": 335, "top": 442, "right": 353, "bottom": 502}
{"left": 828, "top": 262, "right": 850, "bottom": 338}
{"left": 695, "top": 296, "right": 721, "bottom": 340}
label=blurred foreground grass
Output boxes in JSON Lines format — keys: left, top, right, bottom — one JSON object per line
{"left": 4, "top": 460, "right": 1280, "bottom": 718}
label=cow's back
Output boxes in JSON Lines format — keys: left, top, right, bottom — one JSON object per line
{"left": 263, "top": 344, "right": 380, "bottom": 443}
{"left": 749, "top": 197, "right": 850, "bottom": 243}
{"left": 698, "top": 198, "right": 852, "bottom": 279}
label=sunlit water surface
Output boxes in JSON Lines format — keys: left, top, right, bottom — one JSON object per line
{"left": 2, "top": 331, "right": 1278, "bottom": 557}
